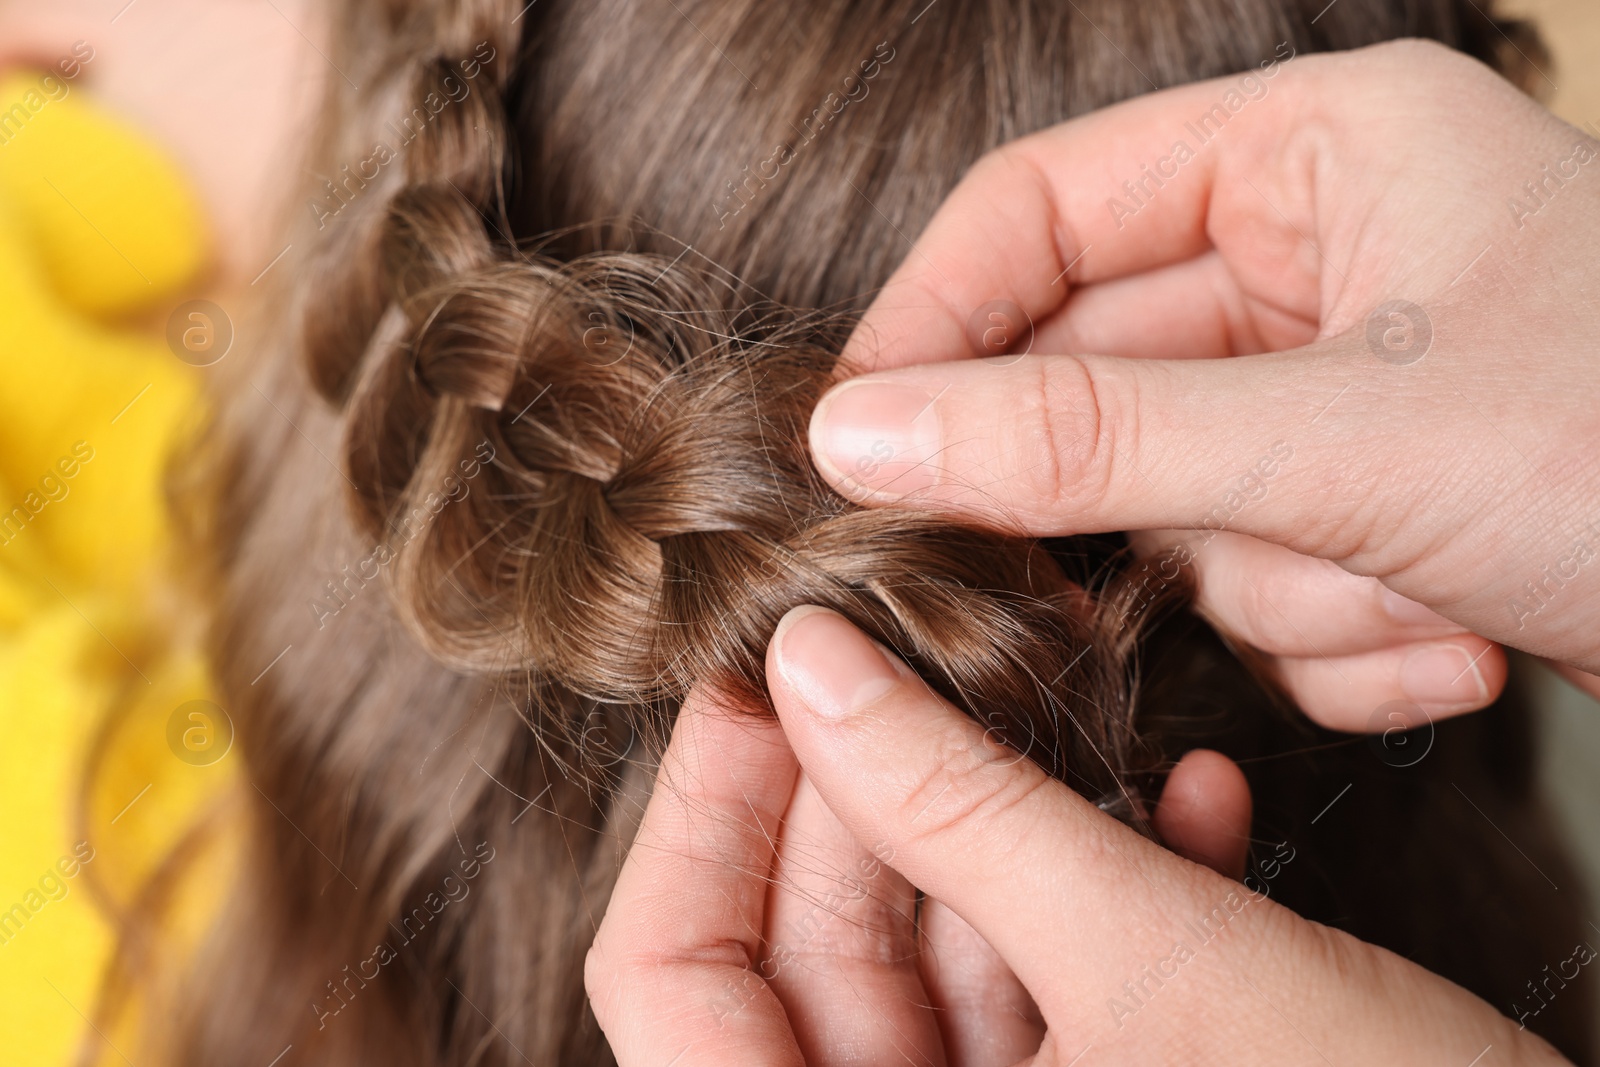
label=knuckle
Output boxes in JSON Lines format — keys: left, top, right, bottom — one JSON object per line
{"left": 964, "top": 143, "right": 1017, "bottom": 188}
{"left": 582, "top": 937, "right": 620, "bottom": 1026}
{"left": 780, "top": 898, "right": 911, "bottom": 970}
{"left": 1011, "top": 355, "right": 1121, "bottom": 522}
{"left": 1012, "top": 359, "right": 1068, "bottom": 510}
{"left": 896, "top": 719, "right": 1052, "bottom": 848}
{"left": 585, "top": 924, "right": 760, "bottom": 1026}
{"left": 980, "top": 140, "right": 1083, "bottom": 282}
{"left": 1228, "top": 563, "right": 1303, "bottom": 653}
{"left": 1273, "top": 660, "right": 1359, "bottom": 731}
{"left": 1357, "top": 39, "right": 1463, "bottom": 90}
{"left": 1372, "top": 37, "right": 1451, "bottom": 66}
{"left": 1030, "top": 358, "right": 1120, "bottom": 521}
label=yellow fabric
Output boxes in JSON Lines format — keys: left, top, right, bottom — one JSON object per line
{"left": 0, "top": 72, "right": 226, "bottom": 1066}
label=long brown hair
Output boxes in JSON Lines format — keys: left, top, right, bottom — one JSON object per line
{"left": 103, "top": 1, "right": 1591, "bottom": 1064}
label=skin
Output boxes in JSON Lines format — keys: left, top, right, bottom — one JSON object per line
{"left": 808, "top": 38, "right": 1600, "bottom": 723}
{"left": 587, "top": 608, "right": 1567, "bottom": 1065}
{"left": 595, "top": 41, "right": 1600, "bottom": 1062}
{"left": 0, "top": 0, "right": 323, "bottom": 289}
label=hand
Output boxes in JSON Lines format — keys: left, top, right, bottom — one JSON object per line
{"left": 586, "top": 682, "right": 1253, "bottom": 1065}
{"left": 764, "top": 607, "right": 1568, "bottom": 1063}
{"left": 587, "top": 607, "right": 1568, "bottom": 1065}
{"left": 807, "top": 39, "right": 1600, "bottom": 725}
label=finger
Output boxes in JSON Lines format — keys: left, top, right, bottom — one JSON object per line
{"left": 764, "top": 772, "right": 945, "bottom": 1067}
{"left": 1274, "top": 636, "right": 1504, "bottom": 731}
{"left": 917, "top": 900, "right": 1043, "bottom": 1067}
{"left": 1151, "top": 750, "right": 1252, "bottom": 881}
{"left": 838, "top": 66, "right": 1277, "bottom": 372}
{"left": 841, "top": 42, "right": 1547, "bottom": 374}
{"left": 807, "top": 348, "right": 1512, "bottom": 592}
{"left": 586, "top": 689, "right": 803, "bottom": 1067}
{"left": 1032, "top": 250, "right": 1316, "bottom": 361}
{"left": 1136, "top": 531, "right": 1465, "bottom": 659}
{"left": 1126, "top": 532, "right": 1507, "bottom": 722}
{"left": 765, "top": 606, "right": 1226, "bottom": 1020}
{"left": 810, "top": 349, "right": 1384, "bottom": 554}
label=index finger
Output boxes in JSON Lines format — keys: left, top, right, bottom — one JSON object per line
{"left": 586, "top": 688, "right": 803, "bottom": 1067}
{"left": 843, "top": 48, "right": 1300, "bottom": 371}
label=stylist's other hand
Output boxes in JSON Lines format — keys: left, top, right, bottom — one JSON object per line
{"left": 587, "top": 683, "right": 1250, "bottom": 1066}
{"left": 811, "top": 39, "right": 1600, "bottom": 725}
{"left": 761, "top": 606, "right": 1567, "bottom": 1064}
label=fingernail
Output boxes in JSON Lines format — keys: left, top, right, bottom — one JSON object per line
{"left": 812, "top": 379, "right": 942, "bottom": 499}
{"left": 1400, "top": 644, "right": 1489, "bottom": 708}
{"left": 1379, "top": 586, "right": 1453, "bottom": 628}
{"left": 773, "top": 606, "right": 900, "bottom": 720}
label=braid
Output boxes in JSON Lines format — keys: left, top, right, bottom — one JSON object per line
{"left": 335, "top": 174, "right": 1163, "bottom": 810}
{"left": 300, "top": 1, "right": 519, "bottom": 401}
{"left": 268, "top": 0, "right": 1176, "bottom": 812}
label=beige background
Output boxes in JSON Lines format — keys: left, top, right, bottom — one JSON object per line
{"left": 1504, "top": 0, "right": 1600, "bottom": 124}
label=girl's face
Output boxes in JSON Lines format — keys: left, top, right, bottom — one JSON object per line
{"left": 0, "top": 0, "right": 324, "bottom": 287}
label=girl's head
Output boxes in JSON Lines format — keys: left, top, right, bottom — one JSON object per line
{"left": 119, "top": 2, "right": 1586, "bottom": 1065}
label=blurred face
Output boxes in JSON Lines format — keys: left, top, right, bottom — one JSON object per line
{"left": 0, "top": 0, "right": 324, "bottom": 288}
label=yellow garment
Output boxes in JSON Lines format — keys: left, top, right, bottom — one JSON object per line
{"left": 0, "top": 72, "right": 226, "bottom": 1066}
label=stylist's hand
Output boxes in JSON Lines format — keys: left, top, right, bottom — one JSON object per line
{"left": 811, "top": 39, "right": 1600, "bottom": 726}
{"left": 589, "top": 607, "right": 1568, "bottom": 1065}
{"left": 588, "top": 669, "right": 1249, "bottom": 1066}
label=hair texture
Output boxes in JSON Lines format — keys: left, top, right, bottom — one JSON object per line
{"left": 358, "top": 226, "right": 1155, "bottom": 795}
{"left": 91, "top": 1, "right": 1593, "bottom": 1065}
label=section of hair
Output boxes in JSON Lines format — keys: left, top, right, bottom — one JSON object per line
{"left": 92, "top": 2, "right": 1590, "bottom": 1066}
{"left": 348, "top": 184, "right": 1151, "bottom": 812}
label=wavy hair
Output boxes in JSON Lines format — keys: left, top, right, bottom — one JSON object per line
{"left": 89, "top": 1, "right": 1594, "bottom": 1064}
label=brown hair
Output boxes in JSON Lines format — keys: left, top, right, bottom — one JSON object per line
{"left": 95, "top": 1, "right": 1591, "bottom": 1064}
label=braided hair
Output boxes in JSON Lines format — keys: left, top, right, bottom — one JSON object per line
{"left": 115, "top": 1, "right": 1591, "bottom": 1064}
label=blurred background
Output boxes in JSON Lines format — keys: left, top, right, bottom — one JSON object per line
{"left": 0, "top": 1, "right": 1595, "bottom": 1063}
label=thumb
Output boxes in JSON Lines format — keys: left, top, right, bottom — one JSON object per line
{"left": 763, "top": 604, "right": 1245, "bottom": 1042}
{"left": 809, "top": 343, "right": 1431, "bottom": 560}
